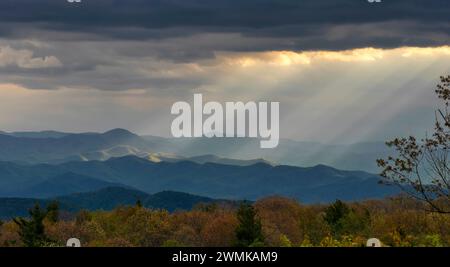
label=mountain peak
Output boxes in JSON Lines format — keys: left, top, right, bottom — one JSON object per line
{"left": 102, "top": 128, "right": 138, "bottom": 138}
{"left": 311, "top": 164, "right": 338, "bottom": 172}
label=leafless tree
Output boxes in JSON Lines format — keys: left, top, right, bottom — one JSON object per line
{"left": 377, "top": 76, "right": 450, "bottom": 214}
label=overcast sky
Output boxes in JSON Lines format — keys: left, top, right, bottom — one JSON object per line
{"left": 0, "top": 0, "right": 449, "bottom": 144}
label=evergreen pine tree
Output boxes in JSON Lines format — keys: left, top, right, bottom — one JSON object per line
{"left": 323, "top": 199, "right": 351, "bottom": 236}
{"left": 136, "top": 199, "right": 143, "bottom": 208}
{"left": 13, "top": 203, "right": 50, "bottom": 247}
{"left": 235, "top": 203, "right": 264, "bottom": 247}
{"left": 46, "top": 201, "right": 59, "bottom": 223}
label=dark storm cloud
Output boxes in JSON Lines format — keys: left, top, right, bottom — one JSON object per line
{"left": 0, "top": 0, "right": 446, "bottom": 28}
{"left": 0, "top": 0, "right": 449, "bottom": 92}
{"left": 0, "top": 0, "right": 448, "bottom": 50}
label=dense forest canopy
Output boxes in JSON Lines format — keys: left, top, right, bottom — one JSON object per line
{"left": 1, "top": 196, "right": 449, "bottom": 247}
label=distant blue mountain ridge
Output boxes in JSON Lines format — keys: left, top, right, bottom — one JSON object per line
{"left": 0, "top": 154, "right": 399, "bottom": 203}
{"left": 0, "top": 186, "right": 232, "bottom": 219}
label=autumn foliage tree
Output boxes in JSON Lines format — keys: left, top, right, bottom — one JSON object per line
{"left": 377, "top": 75, "right": 450, "bottom": 214}
{"left": 254, "top": 197, "right": 303, "bottom": 246}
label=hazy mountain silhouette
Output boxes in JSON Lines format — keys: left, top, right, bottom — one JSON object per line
{"left": 148, "top": 153, "right": 273, "bottom": 166}
{"left": 142, "top": 136, "right": 389, "bottom": 173}
{"left": 0, "top": 128, "right": 150, "bottom": 164}
{"left": 0, "top": 130, "right": 71, "bottom": 139}
{"left": 0, "top": 129, "right": 389, "bottom": 172}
